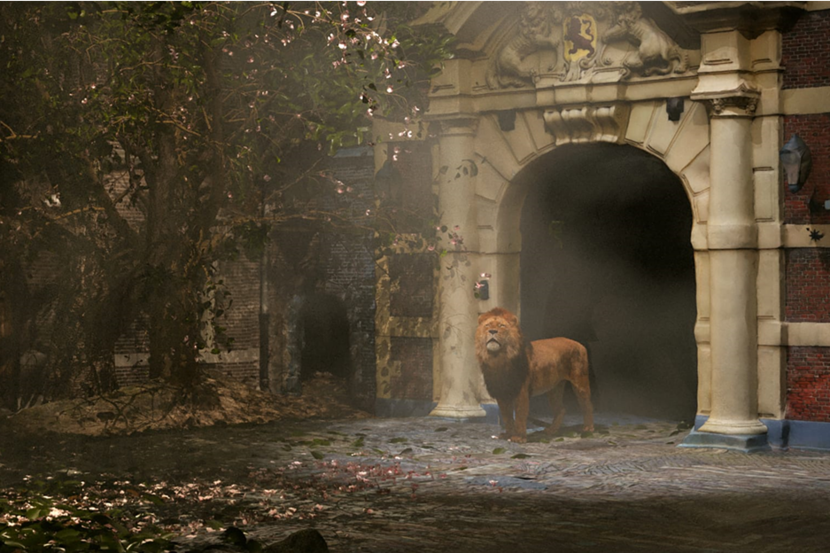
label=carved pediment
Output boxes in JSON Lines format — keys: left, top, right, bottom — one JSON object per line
{"left": 484, "top": 1, "right": 698, "bottom": 89}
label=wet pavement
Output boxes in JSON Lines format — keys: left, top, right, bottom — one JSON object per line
{"left": 4, "top": 413, "right": 830, "bottom": 552}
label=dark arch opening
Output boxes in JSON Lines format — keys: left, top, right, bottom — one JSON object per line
{"left": 518, "top": 143, "right": 697, "bottom": 420}
{"left": 299, "top": 292, "right": 351, "bottom": 382}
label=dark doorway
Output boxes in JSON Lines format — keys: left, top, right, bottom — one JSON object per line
{"left": 519, "top": 144, "right": 697, "bottom": 420}
{"left": 299, "top": 293, "right": 351, "bottom": 382}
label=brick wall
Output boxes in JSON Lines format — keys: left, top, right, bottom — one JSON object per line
{"left": 322, "top": 149, "right": 377, "bottom": 411}
{"left": 782, "top": 10, "right": 830, "bottom": 90}
{"left": 783, "top": 114, "right": 830, "bottom": 225}
{"left": 216, "top": 256, "right": 261, "bottom": 351}
{"left": 786, "top": 249, "right": 830, "bottom": 322}
{"left": 787, "top": 346, "right": 830, "bottom": 421}
{"left": 783, "top": 10, "right": 830, "bottom": 423}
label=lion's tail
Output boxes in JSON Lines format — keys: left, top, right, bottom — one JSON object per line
{"left": 585, "top": 343, "right": 599, "bottom": 408}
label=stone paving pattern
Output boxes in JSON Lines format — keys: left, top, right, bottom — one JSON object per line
{"left": 4, "top": 414, "right": 830, "bottom": 552}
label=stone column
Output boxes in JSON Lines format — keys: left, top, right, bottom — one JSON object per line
{"left": 684, "top": 92, "right": 769, "bottom": 449}
{"left": 430, "top": 118, "right": 486, "bottom": 419}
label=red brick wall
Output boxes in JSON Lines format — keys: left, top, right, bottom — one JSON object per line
{"left": 782, "top": 10, "right": 830, "bottom": 90}
{"left": 787, "top": 346, "right": 830, "bottom": 421}
{"left": 782, "top": 10, "right": 830, "bottom": 424}
{"left": 783, "top": 114, "right": 830, "bottom": 225}
{"left": 786, "top": 249, "right": 830, "bottom": 322}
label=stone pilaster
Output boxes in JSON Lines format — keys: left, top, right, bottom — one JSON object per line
{"left": 429, "top": 118, "right": 486, "bottom": 419}
{"left": 683, "top": 84, "right": 769, "bottom": 449}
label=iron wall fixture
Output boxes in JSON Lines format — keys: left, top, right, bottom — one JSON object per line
{"left": 666, "top": 97, "right": 684, "bottom": 122}
{"left": 475, "top": 279, "right": 489, "bottom": 300}
{"left": 780, "top": 133, "right": 812, "bottom": 193}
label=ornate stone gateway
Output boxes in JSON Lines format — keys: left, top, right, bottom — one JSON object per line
{"left": 379, "top": 2, "right": 806, "bottom": 451}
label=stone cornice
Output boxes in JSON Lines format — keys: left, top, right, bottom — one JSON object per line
{"left": 668, "top": 1, "right": 806, "bottom": 38}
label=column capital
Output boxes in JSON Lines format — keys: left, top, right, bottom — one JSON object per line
{"left": 691, "top": 80, "right": 760, "bottom": 118}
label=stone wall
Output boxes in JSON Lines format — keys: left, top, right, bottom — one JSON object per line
{"left": 373, "top": 137, "right": 439, "bottom": 414}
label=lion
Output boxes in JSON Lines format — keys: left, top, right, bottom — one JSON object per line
{"left": 476, "top": 307, "right": 593, "bottom": 443}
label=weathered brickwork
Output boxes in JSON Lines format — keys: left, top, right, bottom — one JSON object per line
{"left": 389, "top": 336, "right": 433, "bottom": 400}
{"left": 113, "top": 365, "right": 150, "bottom": 387}
{"left": 783, "top": 114, "right": 830, "bottom": 225}
{"left": 782, "top": 9, "right": 830, "bottom": 90}
{"left": 787, "top": 346, "right": 830, "bottom": 421}
{"left": 388, "top": 254, "right": 434, "bottom": 318}
{"left": 786, "top": 249, "right": 830, "bottom": 323}
{"left": 322, "top": 150, "right": 378, "bottom": 411}
{"left": 216, "top": 256, "right": 261, "bottom": 351}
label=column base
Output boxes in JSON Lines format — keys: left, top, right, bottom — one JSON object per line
{"left": 698, "top": 418, "right": 769, "bottom": 435}
{"left": 680, "top": 428, "right": 770, "bottom": 453}
{"left": 429, "top": 403, "right": 487, "bottom": 419}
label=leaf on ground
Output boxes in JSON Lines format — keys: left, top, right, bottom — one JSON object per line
{"left": 398, "top": 448, "right": 412, "bottom": 455}
{"left": 389, "top": 437, "right": 407, "bottom": 444}
{"left": 492, "top": 447, "right": 506, "bottom": 454}
{"left": 511, "top": 453, "right": 530, "bottom": 459}
{"left": 351, "top": 437, "right": 365, "bottom": 447}
{"left": 434, "top": 427, "right": 448, "bottom": 432}
{"left": 310, "top": 450, "right": 325, "bottom": 460}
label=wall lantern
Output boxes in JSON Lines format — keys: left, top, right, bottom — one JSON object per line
{"left": 780, "top": 133, "right": 812, "bottom": 193}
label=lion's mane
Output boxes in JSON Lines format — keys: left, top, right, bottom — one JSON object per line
{"left": 475, "top": 308, "right": 532, "bottom": 400}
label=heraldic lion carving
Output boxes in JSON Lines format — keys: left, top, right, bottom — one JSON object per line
{"left": 476, "top": 308, "right": 594, "bottom": 443}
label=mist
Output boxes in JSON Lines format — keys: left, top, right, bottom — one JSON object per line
{"left": 519, "top": 143, "right": 698, "bottom": 421}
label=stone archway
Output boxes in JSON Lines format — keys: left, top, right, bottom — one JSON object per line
{"left": 410, "top": 1, "right": 793, "bottom": 451}
{"left": 516, "top": 143, "right": 698, "bottom": 420}
{"left": 428, "top": 99, "right": 715, "bottom": 424}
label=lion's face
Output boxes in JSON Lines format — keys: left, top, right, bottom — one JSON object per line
{"left": 476, "top": 308, "right": 524, "bottom": 359}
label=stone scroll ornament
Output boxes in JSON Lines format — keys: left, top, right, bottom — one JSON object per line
{"left": 485, "top": 1, "right": 689, "bottom": 88}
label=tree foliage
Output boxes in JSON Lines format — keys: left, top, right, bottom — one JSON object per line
{"left": 0, "top": 1, "right": 452, "bottom": 403}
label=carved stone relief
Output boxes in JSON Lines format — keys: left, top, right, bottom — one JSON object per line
{"left": 485, "top": 2, "right": 562, "bottom": 88}
{"left": 543, "top": 104, "right": 630, "bottom": 145}
{"left": 603, "top": 2, "right": 687, "bottom": 78}
{"left": 485, "top": 1, "right": 692, "bottom": 89}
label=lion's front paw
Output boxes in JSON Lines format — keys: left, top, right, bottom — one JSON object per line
{"left": 508, "top": 435, "right": 527, "bottom": 444}
{"left": 498, "top": 432, "right": 511, "bottom": 440}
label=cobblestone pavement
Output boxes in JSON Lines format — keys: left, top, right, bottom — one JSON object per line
{"left": 5, "top": 414, "right": 830, "bottom": 552}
